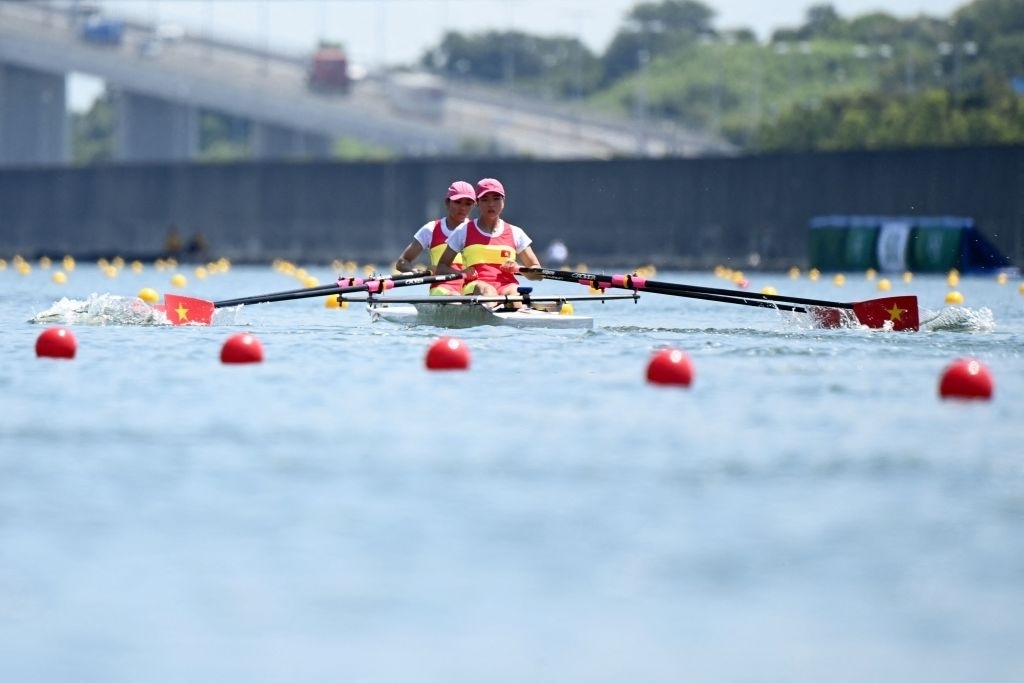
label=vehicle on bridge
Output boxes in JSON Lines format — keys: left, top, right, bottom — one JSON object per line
{"left": 307, "top": 43, "right": 350, "bottom": 94}
{"left": 79, "top": 16, "right": 124, "bottom": 46}
{"left": 386, "top": 71, "right": 446, "bottom": 122}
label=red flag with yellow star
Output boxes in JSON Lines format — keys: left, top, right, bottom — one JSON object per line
{"left": 163, "top": 294, "right": 215, "bottom": 325}
{"left": 852, "top": 295, "right": 919, "bottom": 331}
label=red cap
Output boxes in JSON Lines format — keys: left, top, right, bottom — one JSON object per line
{"left": 475, "top": 177, "right": 505, "bottom": 199}
{"left": 447, "top": 181, "right": 476, "bottom": 201}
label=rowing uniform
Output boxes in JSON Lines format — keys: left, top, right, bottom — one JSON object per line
{"left": 411, "top": 218, "right": 465, "bottom": 294}
{"left": 445, "top": 219, "right": 532, "bottom": 294}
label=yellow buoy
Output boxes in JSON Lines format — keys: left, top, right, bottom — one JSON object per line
{"left": 788, "top": 266, "right": 800, "bottom": 279}
{"left": 947, "top": 272, "right": 960, "bottom": 288}
{"left": 559, "top": 303, "right": 575, "bottom": 316}
{"left": 39, "top": 256, "right": 52, "bottom": 269}
{"left": 302, "top": 276, "right": 319, "bottom": 288}
{"left": 324, "top": 296, "right": 340, "bottom": 309}
{"left": 833, "top": 273, "right": 846, "bottom": 286}
{"left": 16, "top": 261, "right": 31, "bottom": 275}
{"left": 1019, "top": 283, "right": 1024, "bottom": 295}
{"left": 945, "top": 290, "right": 964, "bottom": 305}
{"left": 138, "top": 287, "right": 159, "bottom": 303}
{"left": 170, "top": 273, "right": 187, "bottom": 288}
{"left": 51, "top": 271, "right": 67, "bottom": 284}
{"left": 902, "top": 271, "right": 914, "bottom": 283}
{"left": 865, "top": 268, "right": 876, "bottom": 280}
{"left": 194, "top": 266, "right": 208, "bottom": 280}
{"left": 131, "top": 261, "right": 144, "bottom": 273}
{"left": 0, "top": 258, "right": 7, "bottom": 270}
{"left": 996, "top": 272, "right": 1008, "bottom": 285}
{"left": 808, "top": 268, "right": 820, "bottom": 281}
{"left": 760, "top": 285, "right": 778, "bottom": 296}
{"left": 876, "top": 278, "right": 892, "bottom": 292}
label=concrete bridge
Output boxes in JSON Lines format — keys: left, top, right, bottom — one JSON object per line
{"left": 0, "top": 1, "right": 732, "bottom": 167}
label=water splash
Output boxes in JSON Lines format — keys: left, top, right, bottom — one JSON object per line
{"left": 920, "top": 306, "right": 996, "bottom": 333}
{"left": 29, "top": 294, "right": 168, "bottom": 326}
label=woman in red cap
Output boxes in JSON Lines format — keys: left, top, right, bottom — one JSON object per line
{"left": 435, "top": 177, "right": 543, "bottom": 296}
{"left": 393, "top": 180, "right": 476, "bottom": 295}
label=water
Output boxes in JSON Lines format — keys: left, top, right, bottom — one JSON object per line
{"left": 3, "top": 262, "right": 1023, "bottom": 682}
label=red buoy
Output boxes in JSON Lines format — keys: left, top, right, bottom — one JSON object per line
{"left": 220, "top": 332, "right": 264, "bottom": 364}
{"left": 646, "top": 348, "right": 693, "bottom": 387}
{"left": 35, "top": 326, "right": 77, "bottom": 359}
{"left": 939, "top": 358, "right": 993, "bottom": 400}
{"left": 425, "top": 336, "right": 470, "bottom": 370}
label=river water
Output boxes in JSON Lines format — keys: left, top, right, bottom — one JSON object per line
{"left": 2, "top": 261, "right": 1022, "bottom": 682}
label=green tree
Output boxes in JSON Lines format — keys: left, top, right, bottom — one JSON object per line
{"left": 601, "top": 0, "right": 716, "bottom": 83}
{"left": 70, "top": 93, "right": 115, "bottom": 164}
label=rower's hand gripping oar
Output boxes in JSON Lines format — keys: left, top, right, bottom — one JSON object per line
{"left": 161, "top": 272, "right": 460, "bottom": 325}
{"left": 519, "top": 267, "right": 920, "bottom": 331}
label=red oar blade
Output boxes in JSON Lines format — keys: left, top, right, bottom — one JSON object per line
{"left": 163, "top": 293, "right": 215, "bottom": 325}
{"left": 852, "top": 296, "right": 919, "bottom": 331}
{"left": 808, "top": 307, "right": 847, "bottom": 329}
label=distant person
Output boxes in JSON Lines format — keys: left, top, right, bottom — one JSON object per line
{"left": 394, "top": 180, "right": 475, "bottom": 295}
{"left": 545, "top": 239, "right": 569, "bottom": 266}
{"left": 163, "top": 225, "right": 183, "bottom": 259}
{"left": 436, "top": 177, "right": 543, "bottom": 296}
{"left": 186, "top": 232, "right": 208, "bottom": 261}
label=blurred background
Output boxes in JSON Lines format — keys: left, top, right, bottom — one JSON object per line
{"left": 1, "top": 0, "right": 1021, "bottom": 270}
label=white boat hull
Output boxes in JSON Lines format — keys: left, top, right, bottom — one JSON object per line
{"left": 368, "top": 301, "right": 594, "bottom": 329}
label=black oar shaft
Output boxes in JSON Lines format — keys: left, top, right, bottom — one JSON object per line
{"left": 213, "top": 273, "right": 458, "bottom": 308}
{"left": 524, "top": 268, "right": 852, "bottom": 310}
{"left": 641, "top": 285, "right": 807, "bottom": 313}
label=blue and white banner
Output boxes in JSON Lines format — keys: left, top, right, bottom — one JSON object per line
{"left": 877, "top": 220, "right": 912, "bottom": 272}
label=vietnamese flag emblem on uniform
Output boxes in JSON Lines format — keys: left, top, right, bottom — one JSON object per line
{"left": 501, "top": 249, "right": 512, "bottom": 258}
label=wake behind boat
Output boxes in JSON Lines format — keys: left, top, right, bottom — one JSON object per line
{"left": 353, "top": 292, "right": 640, "bottom": 329}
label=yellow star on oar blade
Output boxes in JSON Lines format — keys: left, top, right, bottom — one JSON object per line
{"left": 886, "top": 303, "right": 904, "bottom": 321}
{"left": 175, "top": 303, "right": 190, "bottom": 321}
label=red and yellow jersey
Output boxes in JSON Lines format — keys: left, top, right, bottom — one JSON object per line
{"left": 460, "top": 219, "right": 521, "bottom": 290}
{"left": 415, "top": 219, "right": 463, "bottom": 294}
{"left": 428, "top": 220, "right": 463, "bottom": 268}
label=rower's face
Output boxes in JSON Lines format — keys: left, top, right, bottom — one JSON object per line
{"left": 447, "top": 198, "right": 474, "bottom": 223}
{"left": 477, "top": 192, "right": 504, "bottom": 217}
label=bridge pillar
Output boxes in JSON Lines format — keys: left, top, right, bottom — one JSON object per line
{"left": 112, "top": 90, "right": 199, "bottom": 162}
{"left": 0, "top": 63, "right": 68, "bottom": 165}
{"left": 251, "top": 122, "right": 333, "bottom": 160}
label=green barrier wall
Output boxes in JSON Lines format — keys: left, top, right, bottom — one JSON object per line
{"left": 808, "top": 226, "right": 849, "bottom": 270}
{"left": 908, "top": 224, "right": 963, "bottom": 271}
{"left": 809, "top": 215, "right": 1008, "bottom": 273}
{"left": 843, "top": 225, "right": 880, "bottom": 270}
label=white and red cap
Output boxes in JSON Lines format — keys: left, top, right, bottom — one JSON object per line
{"left": 446, "top": 181, "right": 476, "bottom": 201}
{"left": 475, "top": 177, "right": 505, "bottom": 199}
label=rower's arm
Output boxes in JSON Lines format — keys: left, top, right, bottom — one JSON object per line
{"left": 518, "top": 246, "right": 544, "bottom": 281}
{"left": 395, "top": 241, "right": 426, "bottom": 273}
{"left": 435, "top": 246, "right": 461, "bottom": 276}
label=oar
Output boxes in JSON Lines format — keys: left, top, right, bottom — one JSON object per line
{"left": 520, "top": 267, "right": 920, "bottom": 331}
{"left": 161, "top": 272, "right": 460, "bottom": 325}
{"left": 213, "top": 270, "right": 436, "bottom": 308}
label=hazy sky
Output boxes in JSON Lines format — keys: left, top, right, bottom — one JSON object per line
{"left": 71, "top": 0, "right": 969, "bottom": 109}
{"left": 102, "top": 0, "right": 969, "bottom": 65}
